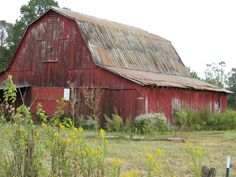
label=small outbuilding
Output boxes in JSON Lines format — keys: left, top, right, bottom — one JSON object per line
{"left": 0, "top": 8, "right": 230, "bottom": 122}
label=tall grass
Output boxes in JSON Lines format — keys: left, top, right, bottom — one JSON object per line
{"left": 0, "top": 75, "right": 214, "bottom": 176}
{"left": 173, "top": 108, "right": 236, "bottom": 131}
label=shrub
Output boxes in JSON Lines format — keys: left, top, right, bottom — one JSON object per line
{"left": 173, "top": 108, "right": 236, "bottom": 131}
{"left": 215, "top": 109, "right": 236, "bottom": 130}
{"left": 173, "top": 108, "right": 198, "bottom": 130}
{"left": 82, "top": 118, "right": 98, "bottom": 129}
{"left": 198, "top": 108, "right": 215, "bottom": 129}
{"left": 104, "top": 112, "right": 123, "bottom": 132}
{"left": 134, "top": 113, "right": 169, "bottom": 134}
{"left": 155, "top": 114, "right": 169, "bottom": 132}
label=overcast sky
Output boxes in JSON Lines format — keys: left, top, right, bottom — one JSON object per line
{"left": 0, "top": 0, "right": 235, "bottom": 77}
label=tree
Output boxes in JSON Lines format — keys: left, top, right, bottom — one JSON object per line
{"left": 204, "top": 61, "right": 226, "bottom": 88}
{"left": 19, "top": 0, "right": 59, "bottom": 27}
{"left": 227, "top": 68, "right": 236, "bottom": 109}
{"left": 0, "top": 20, "right": 13, "bottom": 72}
{"left": 186, "top": 67, "right": 200, "bottom": 79}
{"left": 0, "top": 20, "right": 12, "bottom": 48}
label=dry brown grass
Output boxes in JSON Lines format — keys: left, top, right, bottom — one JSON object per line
{"left": 106, "top": 131, "right": 236, "bottom": 176}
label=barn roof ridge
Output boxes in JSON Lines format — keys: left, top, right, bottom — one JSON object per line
{"left": 50, "top": 7, "right": 189, "bottom": 76}
{"left": 51, "top": 7, "right": 168, "bottom": 41}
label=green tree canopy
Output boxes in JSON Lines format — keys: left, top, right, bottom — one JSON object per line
{"left": 20, "top": 0, "right": 59, "bottom": 27}
{"left": 0, "top": 20, "right": 13, "bottom": 72}
{"left": 204, "top": 61, "right": 226, "bottom": 88}
{"left": 8, "top": 0, "right": 59, "bottom": 52}
{"left": 0, "top": 20, "right": 12, "bottom": 48}
{"left": 227, "top": 68, "right": 236, "bottom": 109}
{"left": 186, "top": 67, "right": 200, "bottom": 80}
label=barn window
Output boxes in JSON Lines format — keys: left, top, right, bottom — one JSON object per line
{"left": 39, "top": 40, "right": 59, "bottom": 62}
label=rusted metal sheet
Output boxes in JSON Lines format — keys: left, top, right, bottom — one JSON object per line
{"left": 103, "top": 66, "right": 231, "bottom": 93}
{"left": 51, "top": 7, "right": 189, "bottom": 76}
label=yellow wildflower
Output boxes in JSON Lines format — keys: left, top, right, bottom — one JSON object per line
{"left": 156, "top": 149, "right": 163, "bottom": 157}
{"left": 196, "top": 146, "right": 203, "bottom": 158}
{"left": 60, "top": 137, "right": 67, "bottom": 144}
{"left": 70, "top": 131, "right": 77, "bottom": 139}
{"left": 67, "top": 138, "right": 72, "bottom": 145}
{"left": 73, "top": 127, "right": 78, "bottom": 133}
{"left": 81, "top": 150, "right": 86, "bottom": 156}
{"left": 78, "top": 127, "right": 84, "bottom": 133}
{"left": 111, "top": 159, "right": 124, "bottom": 168}
{"left": 59, "top": 124, "right": 65, "bottom": 130}
{"left": 147, "top": 153, "right": 155, "bottom": 162}
{"left": 53, "top": 132, "right": 59, "bottom": 138}
{"left": 121, "top": 170, "right": 138, "bottom": 177}
{"left": 105, "top": 139, "right": 109, "bottom": 144}
{"left": 99, "top": 129, "right": 106, "bottom": 139}
{"left": 41, "top": 122, "right": 47, "bottom": 128}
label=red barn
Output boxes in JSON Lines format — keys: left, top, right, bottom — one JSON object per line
{"left": 0, "top": 8, "right": 230, "bottom": 122}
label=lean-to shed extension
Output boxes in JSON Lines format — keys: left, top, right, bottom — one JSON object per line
{"left": 0, "top": 7, "right": 230, "bottom": 122}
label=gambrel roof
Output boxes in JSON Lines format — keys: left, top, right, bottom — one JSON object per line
{"left": 2, "top": 7, "right": 230, "bottom": 93}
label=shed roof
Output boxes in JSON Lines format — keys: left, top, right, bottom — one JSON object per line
{"left": 105, "top": 66, "right": 231, "bottom": 93}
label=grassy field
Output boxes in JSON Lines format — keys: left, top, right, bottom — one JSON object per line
{"left": 105, "top": 131, "right": 236, "bottom": 176}
{"left": 1, "top": 123, "right": 236, "bottom": 176}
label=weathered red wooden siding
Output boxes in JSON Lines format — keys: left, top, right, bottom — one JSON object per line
{"left": 0, "top": 10, "right": 96, "bottom": 87}
{"left": 0, "top": 9, "right": 228, "bottom": 123}
{"left": 31, "top": 87, "right": 69, "bottom": 115}
{"left": 136, "top": 86, "right": 227, "bottom": 122}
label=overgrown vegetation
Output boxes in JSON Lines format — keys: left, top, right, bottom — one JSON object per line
{"left": 1, "top": 75, "right": 228, "bottom": 177}
{"left": 134, "top": 113, "right": 169, "bottom": 134}
{"left": 173, "top": 108, "right": 236, "bottom": 131}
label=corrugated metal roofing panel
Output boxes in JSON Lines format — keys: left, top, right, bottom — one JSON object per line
{"left": 103, "top": 66, "right": 231, "bottom": 93}
{"left": 52, "top": 7, "right": 189, "bottom": 76}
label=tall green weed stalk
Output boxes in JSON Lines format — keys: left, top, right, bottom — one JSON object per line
{"left": 0, "top": 75, "right": 43, "bottom": 177}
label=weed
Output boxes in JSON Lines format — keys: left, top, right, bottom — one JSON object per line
{"left": 82, "top": 87, "right": 103, "bottom": 130}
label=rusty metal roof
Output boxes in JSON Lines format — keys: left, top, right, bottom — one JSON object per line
{"left": 103, "top": 66, "right": 231, "bottom": 93}
{"left": 52, "top": 7, "right": 188, "bottom": 76}
{"left": 51, "top": 8, "right": 230, "bottom": 93}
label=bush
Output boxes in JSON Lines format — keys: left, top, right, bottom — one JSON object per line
{"left": 174, "top": 108, "right": 236, "bottom": 131}
{"left": 215, "top": 109, "right": 236, "bottom": 130}
{"left": 104, "top": 113, "right": 123, "bottom": 132}
{"left": 134, "top": 113, "right": 169, "bottom": 134}
{"left": 173, "top": 108, "right": 198, "bottom": 130}
{"left": 82, "top": 118, "right": 98, "bottom": 129}
{"left": 198, "top": 108, "right": 215, "bottom": 129}
{"left": 155, "top": 114, "right": 169, "bottom": 132}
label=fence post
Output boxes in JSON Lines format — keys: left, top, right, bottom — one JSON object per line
{"left": 225, "top": 155, "right": 231, "bottom": 177}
